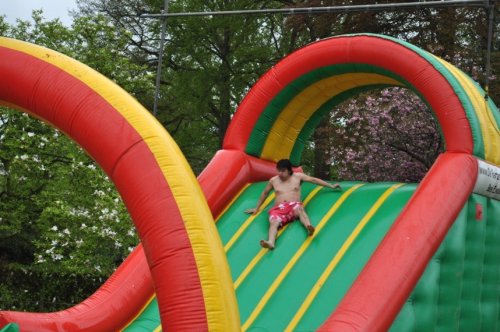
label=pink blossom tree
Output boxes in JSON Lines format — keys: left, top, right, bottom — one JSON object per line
{"left": 323, "top": 87, "right": 443, "bottom": 183}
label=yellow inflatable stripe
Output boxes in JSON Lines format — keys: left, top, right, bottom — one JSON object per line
{"left": 242, "top": 184, "right": 364, "bottom": 331}
{"left": 433, "top": 56, "right": 500, "bottom": 164}
{"left": 284, "top": 183, "right": 404, "bottom": 331}
{"left": 261, "top": 74, "right": 403, "bottom": 161}
{"left": 234, "top": 246, "right": 267, "bottom": 291}
{"left": 224, "top": 193, "right": 275, "bottom": 252}
{"left": 1, "top": 37, "right": 239, "bottom": 331}
{"left": 233, "top": 186, "right": 324, "bottom": 290}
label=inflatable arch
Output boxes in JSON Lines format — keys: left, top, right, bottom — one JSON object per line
{"left": 225, "top": 34, "right": 499, "bottom": 166}
{"left": 0, "top": 34, "right": 498, "bottom": 331}
{"left": 0, "top": 37, "right": 240, "bottom": 331}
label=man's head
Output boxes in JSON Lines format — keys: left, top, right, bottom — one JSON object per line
{"left": 276, "top": 159, "right": 293, "bottom": 179}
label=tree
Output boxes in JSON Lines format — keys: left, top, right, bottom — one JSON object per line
{"left": 331, "top": 88, "right": 442, "bottom": 182}
{"left": 278, "top": 0, "right": 346, "bottom": 179}
{"left": 76, "top": 0, "right": 288, "bottom": 172}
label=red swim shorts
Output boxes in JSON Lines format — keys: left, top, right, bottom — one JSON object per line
{"left": 268, "top": 201, "right": 302, "bottom": 227}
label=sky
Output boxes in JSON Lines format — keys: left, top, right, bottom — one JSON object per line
{"left": 1, "top": 0, "right": 78, "bottom": 26}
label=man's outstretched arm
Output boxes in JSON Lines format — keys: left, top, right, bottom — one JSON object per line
{"left": 300, "top": 173, "right": 341, "bottom": 190}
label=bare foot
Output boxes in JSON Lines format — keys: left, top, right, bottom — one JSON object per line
{"left": 306, "top": 224, "right": 315, "bottom": 236}
{"left": 260, "top": 239, "right": 275, "bottom": 250}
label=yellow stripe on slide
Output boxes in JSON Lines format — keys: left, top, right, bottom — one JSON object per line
{"left": 242, "top": 184, "right": 364, "bottom": 331}
{"left": 0, "top": 37, "right": 239, "bottom": 331}
{"left": 284, "top": 183, "right": 404, "bottom": 331}
{"left": 224, "top": 193, "right": 276, "bottom": 252}
{"left": 260, "top": 73, "right": 403, "bottom": 161}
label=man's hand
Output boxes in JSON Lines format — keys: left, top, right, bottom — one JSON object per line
{"left": 245, "top": 208, "right": 258, "bottom": 214}
{"left": 331, "top": 183, "right": 341, "bottom": 190}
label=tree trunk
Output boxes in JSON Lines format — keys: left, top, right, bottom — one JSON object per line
{"left": 313, "top": 117, "right": 331, "bottom": 179}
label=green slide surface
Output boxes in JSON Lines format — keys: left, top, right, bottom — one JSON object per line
{"left": 219, "top": 182, "right": 415, "bottom": 331}
{"left": 124, "top": 181, "right": 498, "bottom": 331}
{"left": 0, "top": 323, "right": 19, "bottom": 332}
{"left": 125, "top": 181, "right": 416, "bottom": 331}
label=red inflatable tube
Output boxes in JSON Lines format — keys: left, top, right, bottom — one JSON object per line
{"left": 0, "top": 149, "right": 273, "bottom": 331}
{"left": 319, "top": 152, "right": 478, "bottom": 331}
{"left": 199, "top": 150, "right": 284, "bottom": 217}
{"left": 0, "top": 39, "right": 238, "bottom": 331}
{"left": 0, "top": 246, "right": 153, "bottom": 331}
{"left": 224, "top": 35, "right": 473, "bottom": 156}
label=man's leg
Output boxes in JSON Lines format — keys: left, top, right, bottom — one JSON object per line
{"left": 294, "top": 205, "right": 315, "bottom": 236}
{"left": 260, "top": 217, "right": 280, "bottom": 249}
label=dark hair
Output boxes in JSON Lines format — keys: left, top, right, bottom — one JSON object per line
{"left": 276, "top": 159, "right": 293, "bottom": 175}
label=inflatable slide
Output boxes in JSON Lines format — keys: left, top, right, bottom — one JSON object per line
{"left": 0, "top": 33, "right": 498, "bottom": 331}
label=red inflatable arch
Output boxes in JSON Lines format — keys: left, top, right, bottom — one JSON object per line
{"left": 0, "top": 37, "right": 240, "bottom": 331}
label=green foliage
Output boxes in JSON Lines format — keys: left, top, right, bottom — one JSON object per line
{"left": 77, "top": 0, "right": 287, "bottom": 172}
{"left": 0, "top": 264, "right": 108, "bottom": 311}
{"left": 0, "top": 109, "right": 138, "bottom": 310}
{"left": 156, "top": 0, "right": 286, "bottom": 171}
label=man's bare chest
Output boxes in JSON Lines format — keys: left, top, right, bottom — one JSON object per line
{"left": 273, "top": 179, "right": 301, "bottom": 194}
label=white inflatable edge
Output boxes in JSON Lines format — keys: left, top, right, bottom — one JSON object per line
{"left": 473, "top": 158, "right": 500, "bottom": 201}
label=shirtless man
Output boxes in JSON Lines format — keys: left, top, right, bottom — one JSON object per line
{"left": 245, "top": 159, "right": 341, "bottom": 249}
